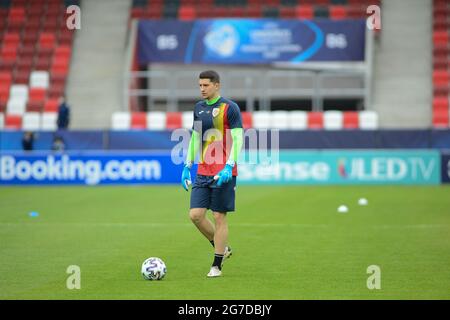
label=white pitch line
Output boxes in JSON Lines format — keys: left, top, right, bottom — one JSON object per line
{"left": 0, "top": 223, "right": 447, "bottom": 229}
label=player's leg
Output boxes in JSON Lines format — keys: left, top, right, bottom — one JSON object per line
{"left": 212, "top": 211, "right": 228, "bottom": 255}
{"left": 206, "top": 211, "right": 228, "bottom": 278}
{"left": 189, "top": 208, "right": 215, "bottom": 243}
{"left": 190, "top": 178, "right": 215, "bottom": 247}
{"left": 207, "top": 177, "right": 236, "bottom": 277}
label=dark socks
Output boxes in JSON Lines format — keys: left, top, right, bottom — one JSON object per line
{"left": 212, "top": 254, "right": 224, "bottom": 270}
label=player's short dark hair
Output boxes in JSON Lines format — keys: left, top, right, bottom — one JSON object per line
{"left": 199, "top": 70, "right": 220, "bottom": 83}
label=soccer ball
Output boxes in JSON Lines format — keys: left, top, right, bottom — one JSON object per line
{"left": 141, "top": 257, "right": 167, "bottom": 280}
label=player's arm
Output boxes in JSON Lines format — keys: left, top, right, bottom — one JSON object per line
{"left": 186, "top": 130, "right": 200, "bottom": 166}
{"left": 181, "top": 130, "right": 200, "bottom": 191}
{"left": 227, "top": 127, "right": 243, "bottom": 166}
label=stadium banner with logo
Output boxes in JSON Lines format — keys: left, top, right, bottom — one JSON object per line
{"left": 0, "top": 150, "right": 441, "bottom": 185}
{"left": 0, "top": 152, "right": 180, "bottom": 185}
{"left": 441, "top": 153, "right": 450, "bottom": 184}
{"left": 137, "top": 19, "right": 366, "bottom": 64}
{"left": 238, "top": 150, "right": 441, "bottom": 185}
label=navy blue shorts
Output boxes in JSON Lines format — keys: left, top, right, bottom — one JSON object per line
{"left": 190, "top": 175, "right": 237, "bottom": 213}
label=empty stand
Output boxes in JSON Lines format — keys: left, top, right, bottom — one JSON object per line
{"left": 110, "top": 110, "right": 380, "bottom": 131}
{"left": 130, "top": 0, "right": 373, "bottom": 20}
{"left": 0, "top": 0, "right": 77, "bottom": 131}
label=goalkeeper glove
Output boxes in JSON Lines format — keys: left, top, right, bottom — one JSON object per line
{"left": 214, "top": 164, "right": 233, "bottom": 187}
{"left": 181, "top": 164, "right": 192, "bottom": 191}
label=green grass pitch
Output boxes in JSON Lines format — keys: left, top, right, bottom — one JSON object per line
{"left": 1, "top": 185, "right": 449, "bottom": 300}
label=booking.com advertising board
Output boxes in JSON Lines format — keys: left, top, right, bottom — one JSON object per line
{"left": 0, "top": 150, "right": 441, "bottom": 185}
{"left": 138, "top": 19, "right": 366, "bottom": 64}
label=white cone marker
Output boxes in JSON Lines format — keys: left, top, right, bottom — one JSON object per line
{"left": 337, "top": 205, "right": 349, "bottom": 213}
{"left": 358, "top": 198, "right": 368, "bottom": 206}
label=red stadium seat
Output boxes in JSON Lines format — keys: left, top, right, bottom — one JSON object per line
{"left": 178, "top": 6, "right": 196, "bottom": 20}
{"left": 433, "top": 96, "right": 449, "bottom": 112}
{"left": 29, "top": 88, "right": 47, "bottom": 103}
{"left": 432, "top": 70, "right": 450, "bottom": 87}
{"left": 8, "top": 7, "right": 26, "bottom": 23}
{"left": 39, "top": 33, "right": 56, "bottom": 49}
{"left": 48, "top": 84, "right": 65, "bottom": 98}
{"left": 0, "top": 101, "right": 6, "bottom": 113}
{"left": 433, "top": 30, "right": 449, "bottom": 46}
{"left": 343, "top": 111, "right": 359, "bottom": 129}
{"left": 433, "top": 57, "right": 449, "bottom": 70}
{"left": 166, "top": 112, "right": 182, "bottom": 129}
{"left": 2, "top": 32, "right": 20, "bottom": 46}
{"left": 131, "top": 7, "right": 146, "bottom": 19}
{"left": 27, "top": 101, "right": 44, "bottom": 112}
{"left": 44, "top": 98, "right": 60, "bottom": 112}
{"left": 54, "top": 45, "right": 72, "bottom": 59}
{"left": 0, "top": 71, "right": 12, "bottom": 84}
{"left": 307, "top": 112, "right": 323, "bottom": 129}
{"left": 347, "top": 5, "right": 365, "bottom": 18}
{"left": 434, "top": 15, "right": 449, "bottom": 31}
{"left": 330, "top": 6, "right": 347, "bottom": 20}
{"left": 14, "top": 71, "right": 31, "bottom": 84}
{"left": 5, "top": 114, "right": 22, "bottom": 129}
{"left": 1, "top": 44, "right": 18, "bottom": 61}
{"left": 0, "top": 84, "right": 10, "bottom": 104}
{"left": 295, "top": 5, "right": 314, "bottom": 19}
{"left": 432, "top": 109, "right": 449, "bottom": 127}
{"left": 434, "top": 86, "right": 449, "bottom": 97}
{"left": 131, "top": 112, "right": 147, "bottom": 129}
{"left": 241, "top": 112, "right": 253, "bottom": 129}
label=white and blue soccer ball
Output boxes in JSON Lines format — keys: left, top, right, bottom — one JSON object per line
{"left": 141, "top": 257, "right": 167, "bottom": 280}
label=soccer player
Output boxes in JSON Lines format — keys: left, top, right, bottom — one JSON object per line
{"left": 181, "top": 70, "right": 244, "bottom": 278}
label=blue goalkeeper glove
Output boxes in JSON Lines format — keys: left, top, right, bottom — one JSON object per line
{"left": 214, "top": 164, "right": 233, "bottom": 187}
{"left": 181, "top": 165, "right": 191, "bottom": 191}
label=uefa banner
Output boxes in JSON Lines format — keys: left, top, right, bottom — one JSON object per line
{"left": 138, "top": 19, "right": 366, "bottom": 64}
{"left": 0, "top": 150, "right": 441, "bottom": 185}
{"left": 441, "top": 153, "right": 450, "bottom": 184}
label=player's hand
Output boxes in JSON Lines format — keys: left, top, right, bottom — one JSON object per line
{"left": 181, "top": 165, "right": 191, "bottom": 191}
{"left": 214, "top": 164, "right": 233, "bottom": 187}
